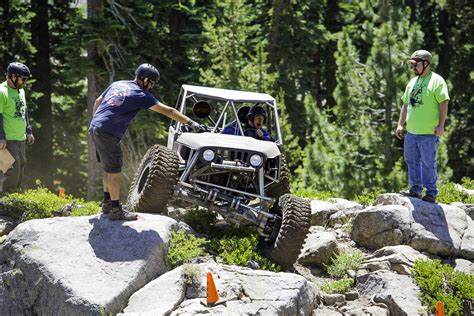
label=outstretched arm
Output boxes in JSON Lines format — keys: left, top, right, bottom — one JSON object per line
{"left": 149, "top": 102, "right": 191, "bottom": 124}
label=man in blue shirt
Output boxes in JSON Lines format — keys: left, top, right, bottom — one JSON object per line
{"left": 90, "top": 63, "right": 203, "bottom": 220}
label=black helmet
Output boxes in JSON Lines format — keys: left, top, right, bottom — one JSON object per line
{"left": 7, "top": 62, "right": 31, "bottom": 78}
{"left": 135, "top": 63, "right": 160, "bottom": 82}
{"left": 247, "top": 105, "right": 267, "bottom": 122}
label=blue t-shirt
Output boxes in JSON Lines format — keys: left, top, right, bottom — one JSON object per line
{"left": 91, "top": 80, "right": 159, "bottom": 139}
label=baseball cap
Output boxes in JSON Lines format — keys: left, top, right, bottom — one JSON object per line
{"left": 409, "top": 50, "right": 432, "bottom": 64}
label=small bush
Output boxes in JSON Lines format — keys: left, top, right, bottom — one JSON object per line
{"left": 168, "top": 231, "right": 208, "bottom": 267}
{"left": 180, "top": 207, "right": 218, "bottom": 234}
{"left": 1, "top": 188, "right": 99, "bottom": 221}
{"left": 321, "top": 278, "right": 354, "bottom": 294}
{"left": 353, "top": 190, "right": 382, "bottom": 206}
{"left": 293, "top": 189, "right": 337, "bottom": 201}
{"left": 182, "top": 264, "right": 202, "bottom": 285}
{"left": 437, "top": 182, "right": 469, "bottom": 204}
{"left": 216, "top": 233, "right": 280, "bottom": 272}
{"left": 325, "top": 250, "right": 365, "bottom": 278}
{"left": 411, "top": 259, "right": 474, "bottom": 315}
{"left": 461, "top": 177, "right": 474, "bottom": 189}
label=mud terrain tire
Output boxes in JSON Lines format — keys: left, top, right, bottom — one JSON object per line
{"left": 127, "top": 144, "right": 179, "bottom": 214}
{"left": 261, "top": 194, "right": 311, "bottom": 270}
{"left": 266, "top": 155, "right": 291, "bottom": 199}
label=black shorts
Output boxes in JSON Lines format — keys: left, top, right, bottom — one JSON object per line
{"left": 89, "top": 126, "right": 123, "bottom": 173}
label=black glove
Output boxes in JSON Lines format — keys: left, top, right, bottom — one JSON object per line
{"left": 187, "top": 119, "right": 206, "bottom": 133}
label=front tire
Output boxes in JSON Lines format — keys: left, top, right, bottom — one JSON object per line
{"left": 261, "top": 194, "right": 311, "bottom": 270}
{"left": 126, "top": 145, "right": 179, "bottom": 214}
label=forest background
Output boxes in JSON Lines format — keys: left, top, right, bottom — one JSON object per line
{"left": 1, "top": 0, "right": 472, "bottom": 201}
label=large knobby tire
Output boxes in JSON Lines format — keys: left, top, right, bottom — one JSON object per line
{"left": 266, "top": 155, "right": 291, "bottom": 199}
{"left": 126, "top": 144, "right": 179, "bottom": 214}
{"left": 261, "top": 194, "right": 311, "bottom": 270}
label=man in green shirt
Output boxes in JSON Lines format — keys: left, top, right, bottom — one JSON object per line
{"left": 396, "top": 50, "right": 450, "bottom": 203}
{"left": 0, "top": 62, "right": 35, "bottom": 200}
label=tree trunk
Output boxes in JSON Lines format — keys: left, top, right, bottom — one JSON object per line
{"left": 29, "top": 0, "right": 53, "bottom": 188}
{"left": 0, "top": 0, "right": 14, "bottom": 66}
{"left": 86, "top": 0, "right": 103, "bottom": 200}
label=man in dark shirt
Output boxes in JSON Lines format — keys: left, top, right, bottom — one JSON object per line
{"left": 90, "top": 63, "right": 203, "bottom": 220}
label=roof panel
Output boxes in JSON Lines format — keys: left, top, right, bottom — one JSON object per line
{"left": 182, "top": 84, "right": 275, "bottom": 102}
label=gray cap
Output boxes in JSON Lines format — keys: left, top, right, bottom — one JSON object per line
{"left": 409, "top": 50, "right": 432, "bottom": 63}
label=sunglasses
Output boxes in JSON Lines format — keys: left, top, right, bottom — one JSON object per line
{"left": 15, "top": 75, "right": 29, "bottom": 81}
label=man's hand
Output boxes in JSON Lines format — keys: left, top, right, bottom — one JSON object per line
{"left": 395, "top": 125, "right": 404, "bottom": 140}
{"left": 434, "top": 125, "right": 444, "bottom": 137}
{"left": 27, "top": 134, "right": 35, "bottom": 145}
{"left": 256, "top": 129, "right": 264, "bottom": 139}
{"left": 187, "top": 119, "right": 206, "bottom": 133}
{"left": 0, "top": 140, "right": 6, "bottom": 150}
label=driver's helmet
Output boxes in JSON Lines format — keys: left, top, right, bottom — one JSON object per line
{"left": 135, "top": 63, "right": 160, "bottom": 82}
{"left": 7, "top": 62, "right": 31, "bottom": 78}
{"left": 247, "top": 105, "right": 267, "bottom": 123}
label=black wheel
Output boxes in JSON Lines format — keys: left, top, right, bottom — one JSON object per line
{"left": 266, "top": 155, "right": 291, "bottom": 199}
{"left": 261, "top": 194, "right": 311, "bottom": 270}
{"left": 127, "top": 144, "right": 179, "bottom": 214}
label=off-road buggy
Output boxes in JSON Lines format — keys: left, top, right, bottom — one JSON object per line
{"left": 127, "top": 85, "right": 311, "bottom": 269}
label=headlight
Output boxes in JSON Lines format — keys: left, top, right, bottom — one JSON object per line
{"left": 249, "top": 154, "right": 263, "bottom": 167}
{"left": 202, "top": 149, "right": 215, "bottom": 162}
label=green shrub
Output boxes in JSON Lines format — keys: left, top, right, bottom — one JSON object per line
{"left": 1, "top": 188, "right": 99, "bottom": 221}
{"left": 180, "top": 207, "right": 218, "bottom": 234}
{"left": 411, "top": 259, "right": 474, "bottom": 315}
{"left": 167, "top": 231, "right": 208, "bottom": 267}
{"left": 461, "top": 177, "right": 474, "bottom": 189}
{"left": 182, "top": 264, "right": 202, "bottom": 285}
{"left": 325, "top": 250, "right": 365, "bottom": 278}
{"left": 437, "top": 182, "right": 469, "bottom": 204}
{"left": 216, "top": 233, "right": 280, "bottom": 272}
{"left": 293, "top": 189, "right": 337, "bottom": 201}
{"left": 353, "top": 190, "right": 382, "bottom": 206}
{"left": 320, "top": 278, "right": 354, "bottom": 294}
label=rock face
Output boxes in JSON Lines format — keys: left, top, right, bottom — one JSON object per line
{"left": 298, "top": 226, "right": 339, "bottom": 266}
{"left": 357, "top": 270, "right": 424, "bottom": 315}
{"left": 351, "top": 194, "right": 473, "bottom": 259}
{"left": 310, "top": 199, "right": 363, "bottom": 227}
{"left": 122, "top": 260, "right": 319, "bottom": 315}
{"left": 0, "top": 214, "right": 177, "bottom": 315}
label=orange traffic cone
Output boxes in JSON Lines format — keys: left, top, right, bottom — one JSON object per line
{"left": 436, "top": 301, "right": 444, "bottom": 316}
{"left": 58, "top": 187, "right": 65, "bottom": 198}
{"left": 206, "top": 272, "right": 219, "bottom": 305}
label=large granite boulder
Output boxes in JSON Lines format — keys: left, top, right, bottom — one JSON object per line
{"left": 0, "top": 214, "right": 177, "bottom": 315}
{"left": 357, "top": 270, "right": 424, "bottom": 315}
{"left": 122, "top": 259, "right": 320, "bottom": 315}
{"left": 351, "top": 193, "right": 473, "bottom": 259}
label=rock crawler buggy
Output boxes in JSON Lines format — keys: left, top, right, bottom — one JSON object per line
{"left": 127, "top": 85, "right": 311, "bottom": 269}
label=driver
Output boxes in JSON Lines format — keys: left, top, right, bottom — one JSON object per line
{"left": 223, "top": 105, "right": 272, "bottom": 141}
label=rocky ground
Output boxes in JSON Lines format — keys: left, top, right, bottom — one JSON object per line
{"left": 0, "top": 193, "right": 473, "bottom": 315}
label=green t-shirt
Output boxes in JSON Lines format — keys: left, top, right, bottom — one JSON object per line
{"left": 0, "top": 81, "right": 28, "bottom": 141}
{"left": 401, "top": 71, "right": 450, "bottom": 135}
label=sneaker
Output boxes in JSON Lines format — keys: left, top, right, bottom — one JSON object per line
{"left": 102, "top": 200, "right": 112, "bottom": 214}
{"left": 422, "top": 195, "right": 436, "bottom": 203}
{"left": 401, "top": 191, "right": 422, "bottom": 199}
{"left": 109, "top": 205, "right": 138, "bottom": 221}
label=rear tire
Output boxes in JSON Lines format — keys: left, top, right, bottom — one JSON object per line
{"left": 126, "top": 144, "right": 179, "bottom": 214}
{"left": 261, "top": 194, "right": 311, "bottom": 270}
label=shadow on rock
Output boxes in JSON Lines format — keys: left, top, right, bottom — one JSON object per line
{"left": 411, "top": 201, "right": 453, "bottom": 247}
{"left": 88, "top": 215, "right": 163, "bottom": 262}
